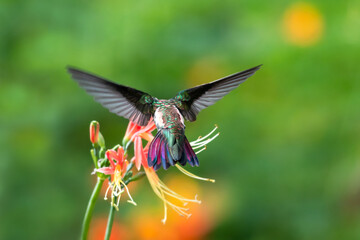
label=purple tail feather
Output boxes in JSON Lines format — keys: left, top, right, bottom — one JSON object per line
{"left": 147, "top": 130, "right": 199, "bottom": 170}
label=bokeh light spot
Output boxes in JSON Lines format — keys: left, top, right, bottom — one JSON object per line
{"left": 89, "top": 217, "right": 129, "bottom": 240}
{"left": 131, "top": 212, "right": 179, "bottom": 240}
{"left": 283, "top": 2, "right": 324, "bottom": 46}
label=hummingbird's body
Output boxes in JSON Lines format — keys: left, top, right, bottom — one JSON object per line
{"left": 150, "top": 99, "right": 195, "bottom": 170}
{"left": 68, "top": 65, "right": 261, "bottom": 170}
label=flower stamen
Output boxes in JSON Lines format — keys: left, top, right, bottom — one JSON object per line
{"left": 101, "top": 164, "right": 137, "bottom": 210}
{"left": 175, "top": 164, "right": 215, "bottom": 183}
{"left": 191, "top": 132, "right": 220, "bottom": 147}
{"left": 144, "top": 167, "right": 200, "bottom": 223}
{"left": 104, "top": 182, "right": 112, "bottom": 200}
{"left": 190, "top": 124, "right": 218, "bottom": 145}
{"left": 195, "top": 146, "right": 207, "bottom": 154}
{"left": 123, "top": 181, "right": 137, "bottom": 206}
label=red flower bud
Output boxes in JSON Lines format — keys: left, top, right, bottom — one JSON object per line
{"left": 90, "top": 121, "right": 100, "bottom": 144}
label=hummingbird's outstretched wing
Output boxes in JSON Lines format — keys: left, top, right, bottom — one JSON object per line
{"left": 173, "top": 65, "right": 262, "bottom": 121}
{"left": 67, "top": 67, "right": 155, "bottom": 126}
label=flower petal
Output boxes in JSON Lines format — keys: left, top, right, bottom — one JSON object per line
{"left": 117, "top": 146, "right": 125, "bottom": 163}
{"left": 106, "top": 150, "right": 118, "bottom": 168}
{"left": 141, "top": 119, "right": 156, "bottom": 133}
{"left": 139, "top": 132, "right": 155, "bottom": 142}
{"left": 134, "top": 137, "right": 146, "bottom": 170}
{"left": 129, "top": 120, "right": 156, "bottom": 143}
{"left": 121, "top": 160, "right": 129, "bottom": 178}
{"left": 95, "top": 167, "right": 115, "bottom": 175}
{"left": 124, "top": 121, "right": 141, "bottom": 141}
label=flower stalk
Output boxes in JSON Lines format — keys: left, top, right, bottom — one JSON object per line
{"left": 104, "top": 196, "right": 116, "bottom": 240}
{"left": 104, "top": 177, "right": 132, "bottom": 240}
{"left": 81, "top": 177, "right": 105, "bottom": 240}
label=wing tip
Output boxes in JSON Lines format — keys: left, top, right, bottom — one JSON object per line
{"left": 66, "top": 65, "right": 100, "bottom": 77}
{"left": 66, "top": 65, "right": 78, "bottom": 74}
{"left": 236, "top": 64, "right": 262, "bottom": 78}
{"left": 247, "top": 64, "right": 263, "bottom": 73}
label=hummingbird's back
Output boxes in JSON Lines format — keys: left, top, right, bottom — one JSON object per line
{"left": 149, "top": 100, "right": 198, "bottom": 170}
{"left": 153, "top": 100, "right": 185, "bottom": 133}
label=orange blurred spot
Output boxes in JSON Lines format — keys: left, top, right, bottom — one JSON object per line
{"left": 171, "top": 201, "right": 213, "bottom": 240}
{"left": 128, "top": 175, "right": 216, "bottom": 239}
{"left": 132, "top": 212, "right": 179, "bottom": 240}
{"left": 166, "top": 175, "right": 213, "bottom": 239}
{"left": 283, "top": 2, "right": 324, "bottom": 46}
{"left": 89, "top": 217, "right": 129, "bottom": 240}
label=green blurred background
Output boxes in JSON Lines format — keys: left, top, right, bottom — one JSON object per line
{"left": 1, "top": 0, "right": 360, "bottom": 239}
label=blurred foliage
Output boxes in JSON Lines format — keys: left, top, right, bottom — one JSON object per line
{"left": 1, "top": 0, "right": 360, "bottom": 239}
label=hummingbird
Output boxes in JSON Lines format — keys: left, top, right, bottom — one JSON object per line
{"left": 67, "top": 65, "right": 261, "bottom": 170}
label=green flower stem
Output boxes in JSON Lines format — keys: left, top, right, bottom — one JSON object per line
{"left": 129, "top": 172, "right": 146, "bottom": 182}
{"left": 90, "top": 149, "right": 98, "bottom": 168}
{"left": 104, "top": 179, "right": 132, "bottom": 240}
{"left": 104, "top": 199, "right": 116, "bottom": 240}
{"left": 81, "top": 177, "right": 105, "bottom": 240}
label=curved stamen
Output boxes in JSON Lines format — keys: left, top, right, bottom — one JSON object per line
{"left": 104, "top": 183, "right": 112, "bottom": 200}
{"left": 190, "top": 125, "right": 218, "bottom": 145}
{"left": 191, "top": 132, "right": 220, "bottom": 147}
{"left": 195, "top": 146, "right": 206, "bottom": 154}
{"left": 176, "top": 164, "right": 215, "bottom": 183}
{"left": 121, "top": 180, "right": 137, "bottom": 206}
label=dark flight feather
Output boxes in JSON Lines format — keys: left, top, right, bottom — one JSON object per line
{"left": 148, "top": 129, "right": 198, "bottom": 171}
{"left": 173, "top": 65, "right": 262, "bottom": 121}
{"left": 67, "top": 67, "right": 155, "bottom": 126}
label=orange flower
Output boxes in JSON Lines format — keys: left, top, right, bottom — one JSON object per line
{"left": 123, "top": 119, "right": 156, "bottom": 150}
{"left": 94, "top": 147, "right": 136, "bottom": 210}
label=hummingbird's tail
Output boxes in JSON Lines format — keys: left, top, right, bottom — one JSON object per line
{"left": 147, "top": 129, "right": 199, "bottom": 170}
